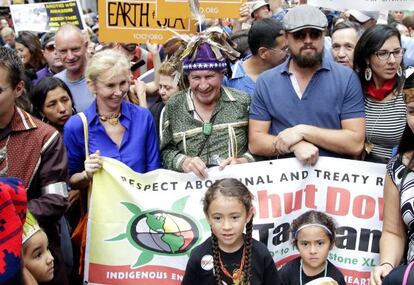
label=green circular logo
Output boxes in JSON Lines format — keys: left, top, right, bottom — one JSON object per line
{"left": 130, "top": 210, "right": 199, "bottom": 255}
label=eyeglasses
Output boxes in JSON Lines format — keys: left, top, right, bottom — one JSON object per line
{"left": 291, "top": 29, "right": 323, "bottom": 41}
{"left": 269, "top": 46, "right": 289, "bottom": 53}
{"left": 45, "top": 44, "right": 55, "bottom": 52}
{"left": 374, "top": 48, "right": 405, "bottom": 61}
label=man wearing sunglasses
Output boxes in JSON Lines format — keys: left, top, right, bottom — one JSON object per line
{"left": 249, "top": 4, "right": 365, "bottom": 165}
{"left": 33, "top": 32, "right": 64, "bottom": 85}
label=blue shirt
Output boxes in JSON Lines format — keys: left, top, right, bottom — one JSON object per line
{"left": 223, "top": 56, "right": 256, "bottom": 96}
{"left": 33, "top": 65, "right": 54, "bottom": 85}
{"left": 402, "top": 35, "right": 414, "bottom": 66}
{"left": 64, "top": 100, "right": 161, "bottom": 176}
{"left": 250, "top": 56, "right": 365, "bottom": 157}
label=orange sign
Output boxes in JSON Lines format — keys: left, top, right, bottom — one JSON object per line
{"left": 99, "top": 0, "right": 197, "bottom": 44}
{"left": 157, "top": 0, "right": 243, "bottom": 19}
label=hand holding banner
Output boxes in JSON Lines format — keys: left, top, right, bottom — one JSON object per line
{"left": 85, "top": 157, "right": 385, "bottom": 285}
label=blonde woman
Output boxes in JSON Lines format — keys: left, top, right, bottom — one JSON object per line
{"left": 64, "top": 49, "right": 161, "bottom": 191}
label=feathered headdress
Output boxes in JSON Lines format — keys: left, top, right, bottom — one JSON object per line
{"left": 164, "top": 27, "right": 240, "bottom": 74}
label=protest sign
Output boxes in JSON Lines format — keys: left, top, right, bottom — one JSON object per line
{"left": 156, "top": 0, "right": 243, "bottom": 19}
{"left": 308, "top": 0, "right": 414, "bottom": 11}
{"left": 10, "top": 0, "right": 84, "bottom": 34}
{"left": 98, "top": 0, "right": 196, "bottom": 44}
{"left": 84, "top": 157, "right": 385, "bottom": 285}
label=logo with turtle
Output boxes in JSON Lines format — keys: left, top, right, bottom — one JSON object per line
{"left": 107, "top": 196, "right": 202, "bottom": 267}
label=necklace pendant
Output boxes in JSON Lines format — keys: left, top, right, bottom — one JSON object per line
{"left": 108, "top": 117, "right": 119, "bottom": 126}
{"left": 364, "top": 142, "right": 374, "bottom": 154}
{"left": 202, "top": 123, "right": 212, "bottom": 136}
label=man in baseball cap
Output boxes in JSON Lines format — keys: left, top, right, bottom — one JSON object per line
{"left": 347, "top": 9, "right": 379, "bottom": 29}
{"left": 250, "top": 1, "right": 272, "bottom": 21}
{"left": 33, "top": 32, "right": 64, "bottom": 85}
{"left": 249, "top": 4, "right": 365, "bottom": 165}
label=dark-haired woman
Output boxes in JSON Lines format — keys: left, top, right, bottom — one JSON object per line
{"left": 16, "top": 31, "right": 46, "bottom": 78}
{"left": 31, "top": 77, "right": 75, "bottom": 132}
{"left": 370, "top": 71, "right": 414, "bottom": 285}
{"left": 354, "top": 24, "right": 406, "bottom": 163}
{"left": 31, "top": 77, "right": 77, "bottom": 275}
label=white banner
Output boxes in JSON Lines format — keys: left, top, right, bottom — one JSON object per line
{"left": 10, "top": 0, "right": 85, "bottom": 34}
{"left": 85, "top": 157, "right": 386, "bottom": 285}
{"left": 308, "top": 0, "right": 414, "bottom": 11}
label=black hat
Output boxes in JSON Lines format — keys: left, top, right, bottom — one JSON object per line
{"left": 40, "top": 32, "right": 55, "bottom": 49}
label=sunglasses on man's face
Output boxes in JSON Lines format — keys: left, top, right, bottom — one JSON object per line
{"left": 45, "top": 44, "right": 55, "bottom": 52}
{"left": 291, "top": 29, "right": 323, "bottom": 41}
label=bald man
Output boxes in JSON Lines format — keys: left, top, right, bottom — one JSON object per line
{"left": 54, "top": 24, "right": 94, "bottom": 112}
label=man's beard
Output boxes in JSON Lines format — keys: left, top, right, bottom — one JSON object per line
{"left": 291, "top": 47, "right": 324, "bottom": 68}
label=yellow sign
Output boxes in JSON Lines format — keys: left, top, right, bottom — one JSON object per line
{"left": 157, "top": 0, "right": 243, "bottom": 19}
{"left": 99, "top": 0, "right": 197, "bottom": 44}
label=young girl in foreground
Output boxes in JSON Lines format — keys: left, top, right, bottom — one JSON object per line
{"left": 182, "top": 178, "right": 279, "bottom": 285}
{"left": 279, "top": 210, "right": 345, "bottom": 285}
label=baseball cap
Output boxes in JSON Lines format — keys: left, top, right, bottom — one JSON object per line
{"left": 40, "top": 32, "right": 55, "bottom": 49}
{"left": 250, "top": 1, "right": 270, "bottom": 18}
{"left": 283, "top": 5, "right": 328, "bottom": 33}
{"left": 348, "top": 10, "right": 379, "bottom": 23}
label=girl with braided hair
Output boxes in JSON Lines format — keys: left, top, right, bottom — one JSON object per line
{"left": 182, "top": 178, "right": 279, "bottom": 285}
{"left": 279, "top": 211, "right": 345, "bottom": 285}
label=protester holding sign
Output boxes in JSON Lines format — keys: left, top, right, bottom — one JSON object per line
{"left": 64, "top": 48, "right": 161, "bottom": 190}
{"left": 353, "top": 25, "right": 406, "bottom": 163}
{"left": 370, "top": 70, "right": 414, "bottom": 285}
{"left": 161, "top": 32, "right": 254, "bottom": 179}
{"left": 182, "top": 178, "right": 279, "bottom": 285}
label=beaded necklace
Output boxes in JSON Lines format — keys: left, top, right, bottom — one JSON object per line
{"left": 219, "top": 245, "right": 246, "bottom": 285}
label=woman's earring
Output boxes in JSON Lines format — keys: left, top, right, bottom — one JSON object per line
{"left": 364, "top": 66, "right": 372, "bottom": 81}
{"left": 397, "top": 65, "right": 403, "bottom": 77}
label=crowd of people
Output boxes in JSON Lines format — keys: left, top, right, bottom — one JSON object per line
{"left": 1, "top": 1, "right": 414, "bottom": 284}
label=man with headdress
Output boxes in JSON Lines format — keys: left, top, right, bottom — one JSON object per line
{"left": 160, "top": 36, "right": 254, "bottom": 179}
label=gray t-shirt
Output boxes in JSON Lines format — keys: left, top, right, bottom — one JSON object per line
{"left": 54, "top": 70, "right": 95, "bottom": 112}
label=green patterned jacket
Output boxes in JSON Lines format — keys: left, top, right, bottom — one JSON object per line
{"left": 160, "top": 87, "right": 254, "bottom": 172}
